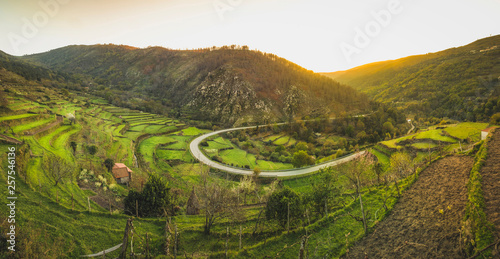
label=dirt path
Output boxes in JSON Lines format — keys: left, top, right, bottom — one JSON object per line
{"left": 344, "top": 156, "right": 473, "bottom": 259}
{"left": 25, "top": 116, "right": 63, "bottom": 136}
{"left": 0, "top": 133, "right": 23, "bottom": 144}
{"left": 482, "top": 129, "right": 500, "bottom": 241}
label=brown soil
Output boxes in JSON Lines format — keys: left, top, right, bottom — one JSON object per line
{"left": 25, "top": 116, "right": 62, "bottom": 136}
{"left": 0, "top": 133, "right": 23, "bottom": 144}
{"left": 344, "top": 156, "right": 473, "bottom": 259}
{"left": 78, "top": 181, "right": 124, "bottom": 211}
{"left": 482, "top": 130, "right": 500, "bottom": 242}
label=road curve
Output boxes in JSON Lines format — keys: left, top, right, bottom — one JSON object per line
{"left": 189, "top": 125, "right": 365, "bottom": 178}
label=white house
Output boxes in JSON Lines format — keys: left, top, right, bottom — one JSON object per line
{"left": 481, "top": 127, "right": 496, "bottom": 140}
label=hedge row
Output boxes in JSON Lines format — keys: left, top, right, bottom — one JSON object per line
{"left": 462, "top": 136, "right": 495, "bottom": 257}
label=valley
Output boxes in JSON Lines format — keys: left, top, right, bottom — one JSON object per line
{"left": 189, "top": 123, "right": 364, "bottom": 177}
{"left": 0, "top": 35, "right": 499, "bottom": 258}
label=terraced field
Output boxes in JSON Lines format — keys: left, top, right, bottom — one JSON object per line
{"left": 411, "top": 142, "right": 438, "bottom": 149}
{"left": 369, "top": 148, "right": 390, "bottom": 167}
{"left": 444, "top": 122, "right": 488, "bottom": 141}
{"left": 415, "top": 129, "right": 457, "bottom": 143}
{"left": 11, "top": 117, "right": 55, "bottom": 134}
{"left": 0, "top": 113, "right": 38, "bottom": 122}
{"left": 379, "top": 123, "right": 487, "bottom": 151}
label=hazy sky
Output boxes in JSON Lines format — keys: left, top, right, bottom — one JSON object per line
{"left": 1, "top": 0, "right": 499, "bottom": 72}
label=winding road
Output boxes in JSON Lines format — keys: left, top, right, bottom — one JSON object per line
{"left": 189, "top": 125, "right": 365, "bottom": 177}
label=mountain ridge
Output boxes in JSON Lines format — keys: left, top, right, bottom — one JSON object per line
{"left": 321, "top": 35, "right": 500, "bottom": 121}
{"left": 21, "top": 44, "right": 371, "bottom": 125}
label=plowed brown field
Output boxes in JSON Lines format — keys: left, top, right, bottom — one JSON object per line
{"left": 343, "top": 156, "right": 473, "bottom": 259}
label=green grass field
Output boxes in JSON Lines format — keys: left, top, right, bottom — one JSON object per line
{"left": 167, "top": 135, "right": 192, "bottom": 149}
{"left": 139, "top": 136, "right": 176, "bottom": 170}
{"left": 411, "top": 142, "right": 438, "bottom": 149}
{"left": 264, "top": 134, "right": 282, "bottom": 142}
{"left": 381, "top": 126, "right": 461, "bottom": 149}
{"left": 0, "top": 113, "right": 38, "bottom": 122}
{"left": 370, "top": 148, "right": 390, "bottom": 168}
{"left": 444, "top": 122, "right": 488, "bottom": 141}
{"left": 256, "top": 160, "right": 294, "bottom": 170}
{"left": 157, "top": 150, "right": 185, "bottom": 160}
{"left": 219, "top": 148, "right": 250, "bottom": 167}
{"left": 11, "top": 117, "right": 55, "bottom": 133}
{"left": 380, "top": 136, "right": 410, "bottom": 149}
{"left": 205, "top": 137, "right": 233, "bottom": 150}
{"left": 415, "top": 129, "right": 457, "bottom": 143}
{"left": 113, "top": 124, "right": 126, "bottom": 136}
{"left": 181, "top": 127, "right": 208, "bottom": 136}
{"left": 273, "top": 136, "right": 290, "bottom": 145}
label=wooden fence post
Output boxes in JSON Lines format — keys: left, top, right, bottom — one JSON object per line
{"left": 298, "top": 236, "right": 306, "bottom": 259}
{"left": 287, "top": 201, "right": 290, "bottom": 234}
{"left": 165, "top": 218, "right": 171, "bottom": 256}
{"left": 88, "top": 197, "right": 91, "bottom": 212}
{"left": 146, "top": 232, "right": 150, "bottom": 258}
{"left": 239, "top": 225, "right": 242, "bottom": 250}
{"left": 225, "top": 226, "right": 229, "bottom": 258}
{"left": 174, "top": 224, "right": 178, "bottom": 259}
{"left": 119, "top": 219, "right": 132, "bottom": 259}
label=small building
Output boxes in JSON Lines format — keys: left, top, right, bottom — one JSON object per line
{"left": 481, "top": 127, "right": 496, "bottom": 140}
{"left": 112, "top": 163, "right": 133, "bottom": 184}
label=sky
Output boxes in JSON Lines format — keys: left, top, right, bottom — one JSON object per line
{"left": 1, "top": 0, "right": 499, "bottom": 72}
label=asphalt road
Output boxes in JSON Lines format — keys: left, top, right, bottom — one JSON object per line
{"left": 189, "top": 125, "right": 365, "bottom": 177}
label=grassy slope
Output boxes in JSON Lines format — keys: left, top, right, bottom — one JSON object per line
{"left": 0, "top": 153, "right": 164, "bottom": 257}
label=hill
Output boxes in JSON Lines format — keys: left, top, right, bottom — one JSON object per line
{"left": 0, "top": 51, "right": 496, "bottom": 257}
{"left": 322, "top": 35, "right": 500, "bottom": 122}
{"left": 22, "top": 45, "right": 371, "bottom": 125}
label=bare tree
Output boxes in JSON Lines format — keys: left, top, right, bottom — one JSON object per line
{"left": 390, "top": 152, "right": 413, "bottom": 178}
{"left": 66, "top": 113, "right": 76, "bottom": 125}
{"left": 198, "top": 167, "right": 242, "bottom": 234}
{"left": 238, "top": 175, "right": 255, "bottom": 205}
{"left": 389, "top": 152, "right": 413, "bottom": 196}
{"left": 338, "top": 154, "right": 373, "bottom": 234}
{"left": 42, "top": 155, "right": 74, "bottom": 186}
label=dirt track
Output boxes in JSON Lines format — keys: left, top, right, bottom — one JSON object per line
{"left": 482, "top": 130, "right": 500, "bottom": 243}
{"left": 344, "top": 156, "right": 473, "bottom": 259}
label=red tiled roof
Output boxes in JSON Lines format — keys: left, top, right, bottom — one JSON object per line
{"left": 482, "top": 127, "right": 497, "bottom": 132}
{"left": 112, "top": 163, "right": 132, "bottom": 179}
{"left": 113, "top": 163, "right": 128, "bottom": 168}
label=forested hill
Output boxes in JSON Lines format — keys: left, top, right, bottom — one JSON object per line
{"left": 23, "top": 45, "right": 371, "bottom": 125}
{"left": 322, "top": 35, "right": 500, "bottom": 122}
{"left": 0, "top": 50, "right": 74, "bottom": 85}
